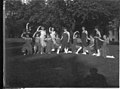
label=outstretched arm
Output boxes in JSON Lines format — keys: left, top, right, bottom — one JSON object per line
{"left": 99, "top": 38, "right": 104, "bottom": 42}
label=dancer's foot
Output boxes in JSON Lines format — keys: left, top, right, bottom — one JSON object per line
{"left": 96, "top": 53, "right": 100, "bottom": 56}
{"left": 75, "top": 52, "right": 78, "bottom": 54}
{"left": 68, "top": 51, "right": 72, "bottom": 53}
{"left": 92, "top": 53, "right": 96, "bottom": 56}
{"left": 51, "top": 49, "right": 55, "bottom": 51}
{"left": 82, "top": 52, "right": 86, "bottom": 55}
{"left": 57, "top": 51, "right": 60, "bottom": 54}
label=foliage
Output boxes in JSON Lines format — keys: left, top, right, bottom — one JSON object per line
{"left": 5, "top": 0, "right": 120, "bottom": 37}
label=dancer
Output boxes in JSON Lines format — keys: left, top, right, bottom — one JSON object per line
{"left": 101, "top": 35, "right": 115, "bottom": 58}
{"left": 32, "top": 26, "right": 41, "bottom": 54}
{"left": 32, "top": 32, "right": 41, "bottom": 54}
{"left": 93, "top": 27, "right": 102, "bottom": 56}
{"left": 72, "top": 31, "right": 82, "bottom": 54}
{"left": 56, "top": 34, "right": 62, "bottom": 54}
{"left": 61, "top": 28, "right": 70, "bottom": 53}
{"left": 49, "top": 27, "right": 57, "bottom": 51}
{"left": 39, "top": 26, "right": 46, "bottom": 54}
{"left": 86, "top": 35, "right": 95, "bottom": 55}
{"left": 81, "top": 27, "right": 89, "bottom": 55}
{"left": 21, "top": 31, "right": 32, "bottom": 55}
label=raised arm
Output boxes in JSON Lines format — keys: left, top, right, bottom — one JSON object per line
{"left": 37, "top": 26, "right": 41, "bottom": 31}
{"left": 21, "top": 32, "right": 26, "bottom": 39}
{"left": 67, "top": 32, "right": 70, "bottom": 42}
{"left": 32, "top": 31, "right": 37, "bottom": 38}
{"left": 26, "top": 23, "right": 29, "bottom": 31}
{"left": 49, "top": 27, "right": 52, "bottom": 33}
{"left": 73, "top": 31, "right": 79, "bottom": 39}
{"left": 97, "top": 31, "right": 101, "bottom": 38}
{"left": 61, "top": 34, "right": 63, "bottom": 40}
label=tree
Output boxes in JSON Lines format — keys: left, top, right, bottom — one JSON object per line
{"left": 5, "top": 0, "right": 120, "bottom": 38}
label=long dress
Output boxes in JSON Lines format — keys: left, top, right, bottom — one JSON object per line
{"left": 34, "top": 37, "right": 41, "bottom": 53}
{"left": 55, "top": 37, "right": 61, "bottom": 48}
{"left": 94, "top": 32, "right": 103, "bottom": 52}
{"left": 50, "top": 31, "right": 57, "bottom": 50}
{"left": 61, "top": 32, "right": 69, "bottom": 50}
{"left": 45, "top": 37, "right": 53, "bottom": 54}
{"left": 86, "top": 38, "right": 94, "bottom": 55}
{"left": 39, "top": 30, "right": 46, "bottom": 53}
{"left": 40, "top": 30, "right": 46, "bottom": 47}
{"left": 33, "top": 32, "right": 41, "bottom": 46}
{"left": 81, "top": 31, "right": 88, "bottom": 47}
{"left": 101, "top": 38, "right": 109, "bottom": 58}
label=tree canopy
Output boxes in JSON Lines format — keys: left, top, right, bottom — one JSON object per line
{"left": 5, "top": 0, "right": 120, "bottom": 37}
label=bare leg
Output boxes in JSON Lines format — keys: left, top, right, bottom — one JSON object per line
{"left": 96, "top": 49, "right": 100, "bottom": 56}
{"left": 66, "top": 48, "right": 69, "bottom": 53}
{"left": 76, "top": 46, "right": 82, "bottom": 54}
{"left": 57, "top": 46, "right": 61, "bottom": 54}
{"left": 64, "top": 48, "right": 67, "bottom": 53}
{"left": 82, "top": 47, "right": 87, "bottom": 55}
{"left": 34, "top": 46, "right": 37, "bottom": 54}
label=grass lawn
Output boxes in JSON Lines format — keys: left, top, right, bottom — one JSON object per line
{"left": 4, "top": 41, "right": 119, "bottom": 87}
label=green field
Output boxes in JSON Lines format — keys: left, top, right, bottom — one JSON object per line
{"left": 5, "top": 39, "right": 119, "bottom": 87}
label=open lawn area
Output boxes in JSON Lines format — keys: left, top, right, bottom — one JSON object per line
{"left": 5, "top": 40, "right": 119, "bottom": 87}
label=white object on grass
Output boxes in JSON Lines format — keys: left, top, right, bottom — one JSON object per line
{"left": 106, "top": 55, "right": 115, "bottom": 59}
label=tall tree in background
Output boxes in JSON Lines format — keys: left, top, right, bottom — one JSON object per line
{"left": 5, "top": 0, "right": 120, "bottom": 38}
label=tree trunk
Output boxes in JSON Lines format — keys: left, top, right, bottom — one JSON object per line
{"left": 70, "top": 19, "right": 76, "bottom": 43}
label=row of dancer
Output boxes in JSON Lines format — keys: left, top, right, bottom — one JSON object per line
{"left": 21, "top": 24, "right": 115, "bottom": 58}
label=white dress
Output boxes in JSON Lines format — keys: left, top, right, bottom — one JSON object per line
{"left": 50, "top": 31, "right": 56, "bottom": 44}
{"left": 40, "top": 30, "right": 46, "bottom": 47}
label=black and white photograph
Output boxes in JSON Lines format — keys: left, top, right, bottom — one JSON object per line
{"left": 3, "top": 0, "right": 119, "bottom": 88}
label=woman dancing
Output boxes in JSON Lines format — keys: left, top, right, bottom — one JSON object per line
{"left": 49, "top": 27, "right": 57, "bottom": 51}
{"left": 21, "top": 31, "right": 32, "bottom": 55}
{"left": 32, "top": 26, "right": 41, "bottom": 54}
{"left": 101, "top": 35, "right": 115, "bottom": 58}
{"left": 93, "top": 27, "right": 102, "bottom": 56}
{"left": 61, "top": 28, "right": 70, "bottom": 53}
{"left": 81, "top": 27, "right": 89, "bottom": 55}
{"left": 86, "top": 35, "right": 95, "bottom": 55}
{"left": 72, "top": 31, "right": 82, "bottom": 54}
{"left": 39, "top": 26, "right": 46, "bottom": 54}
{"left": 56, "top": 34, "right": 62, "bottom": 54}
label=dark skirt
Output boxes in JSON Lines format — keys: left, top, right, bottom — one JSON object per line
{"left": 46, "top": 40, "right": 53, "bottom": 53}
{"left": 61, "top": 38, "right": 70, "bottom": 49}
{"left": 94, "top": 38, "right": 103, "bottom": 50}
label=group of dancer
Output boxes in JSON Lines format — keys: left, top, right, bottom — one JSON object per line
{"left": 21, "top": 23, "right": 115, "bottom": 58}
